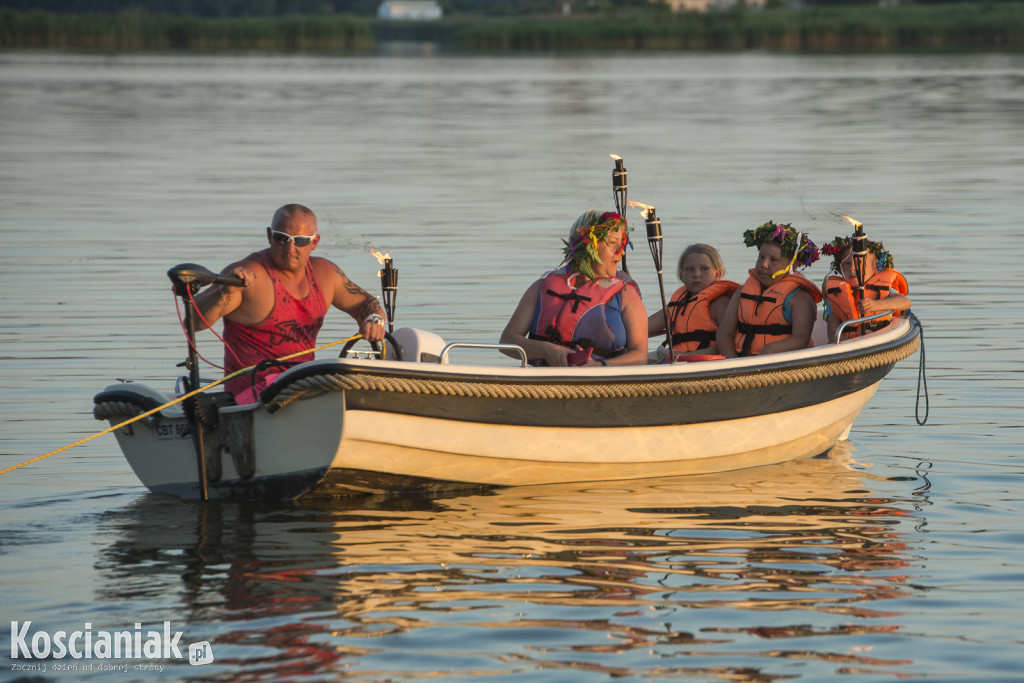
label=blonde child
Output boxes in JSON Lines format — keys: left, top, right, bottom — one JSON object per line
{"left": 648, "top": 243, "right": 739, "bottom": 360}
{"left": 821, "top": 236, "right": 911, "bottom": 342}
{"left": 717, "top": 220, "right": 822, "bottom": 358}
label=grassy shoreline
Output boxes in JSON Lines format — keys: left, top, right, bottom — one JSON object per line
{"left": 0, "top": 11, "right": 375, "bottom": 52}
{"left": 2, "top": 4, "right": 1023, "bottom": 53}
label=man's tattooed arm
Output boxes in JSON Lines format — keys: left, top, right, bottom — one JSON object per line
{"left": 334, "top": 263, "right": 384, "bottom": 320}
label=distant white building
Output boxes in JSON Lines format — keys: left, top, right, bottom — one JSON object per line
{"left": 378, "top": 1, "right": 443, "bottom": 20}
{"left": 659, "top": 0, "right": 765, "bottom": 10}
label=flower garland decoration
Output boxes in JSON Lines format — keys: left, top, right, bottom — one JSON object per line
{"left": 742, "top": 220, "right": 820, "bottom": 273}
{"left": 821, "top": 236, "right": 895, "bottom": 275}
{"left": 561, "top": 211, "right": 632, "bottom": 280}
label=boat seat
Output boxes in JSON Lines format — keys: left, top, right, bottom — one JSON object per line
{"left": 811, "top": 318, "right": 830, "bottom": 347}
{"left": 387, "top": 327, "right": 448, "bottom": 363}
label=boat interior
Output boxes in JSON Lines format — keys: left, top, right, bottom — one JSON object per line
{"left": 379, "top": 316, "right": 846, "bottom": 367}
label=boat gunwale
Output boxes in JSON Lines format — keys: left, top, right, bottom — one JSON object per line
{"left": 264, "top": 317, "right": 920, "bottom": 391}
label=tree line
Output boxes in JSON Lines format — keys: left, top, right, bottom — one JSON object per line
{"left": 4, "top": 0, "right": 1018, "bottom": 19}
{"left": 2, "top": 1, "right": 1022, "bottom": 51}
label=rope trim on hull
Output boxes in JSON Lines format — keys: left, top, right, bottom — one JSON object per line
{"left": 265, "top": 335, "right": 920, "bottom": 413}
{"left": 93, "top": 400, "right": 149, "bottom": 421}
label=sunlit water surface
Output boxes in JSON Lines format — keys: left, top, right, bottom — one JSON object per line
{"left": 1, "top": 51, "right": 1022, "bottom": 681}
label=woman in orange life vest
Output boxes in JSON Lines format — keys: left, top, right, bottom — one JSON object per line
{"left": 716, "top": 220, "right": 823, "bottom": 358}
{"left": 647, "top": 243, "right": 739, "bottom": 360}
{"left": 821, "top": 236, "right": 911, "bottom": 343}
{"left": 500, "top": 210, "right": 648, "bottom": 367}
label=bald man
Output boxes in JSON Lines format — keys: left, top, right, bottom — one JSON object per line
{"left": 193, "top": 203, "right": 386, "bottom": 403}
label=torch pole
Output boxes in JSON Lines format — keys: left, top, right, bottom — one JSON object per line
{"left": 380, "top": 258, "right": 397, "bottom": 334}
{"left": 851, "top": 222, "right": 867, "bottom": 303}
{"left": 845, "top": 216, "right": 869, "bottom": 338}
{"left": 643, "top": 208, "right": 675, "bottom": 364}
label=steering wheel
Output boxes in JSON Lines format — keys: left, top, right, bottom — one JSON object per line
{"left": 339, "top": 331, "right": 403, "bottom": 361}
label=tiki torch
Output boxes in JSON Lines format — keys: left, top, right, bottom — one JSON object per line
{"left": 628, "top": 200, "right": 675, "bottom": 364}
{"left": 611, "top": 154, "right": 629, "bottom": 274}
{"left": 611, "top": 153, "right": 628, "bottom": 217}
{"left": 371, "top": 248, "right": 397, "bottom": 333}
{"left": 842, "top": 215, "right": 867, "bottom": 303}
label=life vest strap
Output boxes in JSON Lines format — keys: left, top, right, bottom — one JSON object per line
{"left": 525, "top": 332, "right": 619, "bottom": 360}
{"left": 740, "top": 292, "right": 777, "bottom": 305}
{"left": 737, "top": 321, "right": 792, "bottom": 336}
{"left": 545, "top": 288, "right": 592, "bottom": 314}
{"left": 666, "top": 293, "right": 696, "bottom": 310}
{"left": 671, "top": 330, "right": 716, "bottom": 346}
{"left": 863, "top": 317, "right": 891, "bottom": 331}
{"left": 736, "top": 320, "right": 792, "bottom": 357}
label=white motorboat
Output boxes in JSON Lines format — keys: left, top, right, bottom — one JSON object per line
{"left": 94, "top": 291, "right": 920, "bottom": 500}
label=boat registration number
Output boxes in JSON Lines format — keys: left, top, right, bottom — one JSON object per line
{"left": 155, "top": 422, "right": 190, "bottom": 440}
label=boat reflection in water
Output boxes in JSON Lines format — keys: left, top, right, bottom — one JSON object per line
{"left": 95, "top": 444, "right": 924, "bottom": 681}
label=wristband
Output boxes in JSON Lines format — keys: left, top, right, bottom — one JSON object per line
{"left": 363, "top": 313, "right": 385, "bottom": 327}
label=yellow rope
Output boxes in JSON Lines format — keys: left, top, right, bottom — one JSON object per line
{"left": 0, "top": 335, "right": 361, "bottom": 476}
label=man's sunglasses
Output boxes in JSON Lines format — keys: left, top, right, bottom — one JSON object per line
{"left": 269, "top": 229, "right": 317, "bottom": 247}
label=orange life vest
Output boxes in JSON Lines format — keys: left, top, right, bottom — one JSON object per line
{"left": 824, "top": 269, "right": 908, "bottom": 338}
{"left": 735, "top": 271, "right": 823, "bottom": 357}
{"left": 666, "top": 280, "right": 740, "bottom": 353}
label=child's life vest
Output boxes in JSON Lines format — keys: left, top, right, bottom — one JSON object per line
{"left": 665, "top": 280, "right": 740, "bottom": 352}
{"left": 735, "top": 271, "right": 823, "bottom": 357}
{"left": 824, "top": 269, "right": 909, "bottom": 338}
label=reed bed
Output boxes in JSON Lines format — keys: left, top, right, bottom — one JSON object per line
{"left": 454, "top": 4, "right": 1024, "bottom": 52}
{"left": 0, "top": 10, "right": 374, "bottom": 51}
{"left": 2, "top": 3, "right": 1022, "bottom": 53}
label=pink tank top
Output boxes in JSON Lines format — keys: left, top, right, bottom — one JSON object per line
{"left": 223, "top": 250, "right": 328, "bottom": 399}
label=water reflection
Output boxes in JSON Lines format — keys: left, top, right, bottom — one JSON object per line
{"left": 94, "top": 446, "right": 926, "bottom": 680}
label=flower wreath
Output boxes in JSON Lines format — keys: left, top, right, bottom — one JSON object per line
{"left": 820, "top": 236, "right": 895, "bottom": 275}
{"left": 561, "top": 211, "right": 632, "bottom": 280}
{"left": 742, "top": 220, "right": 819, "bottom": 272}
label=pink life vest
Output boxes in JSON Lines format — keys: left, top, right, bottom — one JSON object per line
{"left": 223, "top": 250, "right": 328, "bottom": 401}
{"left": 530, "top": 270, "right": 627, "bottom": 357}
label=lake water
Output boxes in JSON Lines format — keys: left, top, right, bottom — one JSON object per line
{"left": 1, "top": 50, "right": 1022, "bottom": 682}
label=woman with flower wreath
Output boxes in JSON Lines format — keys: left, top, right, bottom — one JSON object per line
{"left": 821, "top": 236, "right": 911, "bottom": 343}
{"left": 716, "top": 220, "right": 823, "bottom": 358}
{"left": 500, "top": 210, "right": 649, "bottom": 367}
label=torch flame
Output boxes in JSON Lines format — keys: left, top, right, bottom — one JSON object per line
{"left": 627, "top": 200, "right": 655, "bottom": 219}
{"left": 609, "top": 154, "right": 622, "bottom": 162}
{"left": 369, "top": 247, "right": 390, "bottom": 265}
{"left": 841, "top": 214, "right": 863, "bottom": 230}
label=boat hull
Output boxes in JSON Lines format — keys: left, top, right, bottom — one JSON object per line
{"left": 95, "top": 318, "right": 920, "bottom": 500}
{"left": 326, "top": 383, "right": 877, "bottom": 493}
{"left": 95, "top": 388, "right": 345, "bottom": 500}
